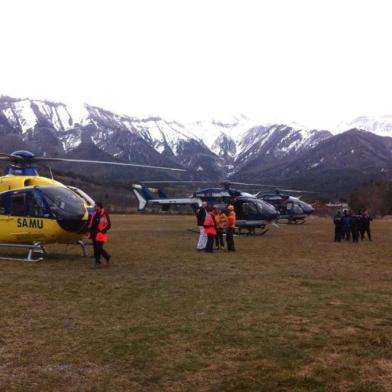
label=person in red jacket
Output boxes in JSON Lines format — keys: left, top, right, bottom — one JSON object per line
{"left": 203, "top": 206, "right": 217, "bottom": 253}
{"left": 89, "top": 202, "right": 111, "bottom": 266}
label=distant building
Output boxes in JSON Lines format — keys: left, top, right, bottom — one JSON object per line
{"left": 312, "top": 201, "right": 350, "bottom": 215}
{"left": 325, "top": 202, "right": 349, "bottom": 210}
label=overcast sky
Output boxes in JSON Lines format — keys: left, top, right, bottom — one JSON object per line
{"left": 1, "top": 0, "right": 391, "bottom": 130}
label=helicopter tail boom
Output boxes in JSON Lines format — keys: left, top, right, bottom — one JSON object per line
{"left": 131, "top": 184, "right": 202, "bottom": 211}
{"left": 131, "top": 184, "right": 154, "bottom": 211}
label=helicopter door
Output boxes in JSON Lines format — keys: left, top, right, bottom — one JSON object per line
{"left": 1, "top": 190, "right": 51, "bottom": 242}
{"left": 8, "top": 190, "right": 52, "bottom": 218}
{"left": 0, "top": 194, "right": 6, "bottom": 215}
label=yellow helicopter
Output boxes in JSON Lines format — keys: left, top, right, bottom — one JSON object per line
{"left": 0, "top": 150, "right": 184, "bottom": 261}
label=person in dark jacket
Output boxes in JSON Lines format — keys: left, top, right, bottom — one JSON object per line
{"left": 88, "top": 202, "right": 111, "bottom": 266}
{"left": 333, "top": 211, "right": 343, "bottom": 242}
{"left": 196, "top": 201, "right": 208, "bottom": 250}
{"left": 351, "top": 213, "right": 360, "bottom": 243}
{"left": 342, "top": 210, "right": 352, "bottom": 241}
{"left": 226, "top": 205, "right": 236, "bottom": 252}
{"left": 360, "top": 211, "right": 373, "bottom": 241}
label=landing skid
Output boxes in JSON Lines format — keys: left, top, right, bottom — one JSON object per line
{"left": 188, "top": 228, "right": 269, "bottom": 236}
{"left": 0, "top": 241, "right": 89, "bottom": 262}
{"left": 0, "top": 242, "right": 47, "bottom": 262}
{"left": 280, "top": 218, "right": 306, "bottom": 225}
{"left": 77, "top": 240, "right": 88, "bottom": 257}
{"left": 187, "top": 229, "right": 240, "bottom": 237}
{"left": 237, "top": 226, "right": 269, "bottom": 236}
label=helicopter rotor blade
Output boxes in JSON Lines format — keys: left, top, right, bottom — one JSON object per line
{"left": 0, "top": 152, "right": 186, "bottom": 171}
{"left": 138, "top": 180, "right": 320, "bottom": 193}
{"left": 226, "top": 181, "right": 287, "bottom": 188}
{"left": 0, "top": 154, "right": 25, "bottom": 163}
{"left": 138, "top": 180, "right": 215, "bottom": 184}
{"left": 32, "top": 157, "right": 186, "bottom": 172}
{"left": 227, "top": 181, "right": 320, "bottom": 193}
{"left": 272, "top": 188, "right": 320, "bottom": 194}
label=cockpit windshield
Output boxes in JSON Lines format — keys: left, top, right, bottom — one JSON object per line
{"left": 68, "top": 186, "right": 95, "bottom": 207}
{"left": 256, "top": 200, "right": 277, "bottom": 214}
{"left": 38, "top": 186, "right": 85, "bottom": 218}
{"left": 297, "top": 200, "right": 314, "bottom": 213}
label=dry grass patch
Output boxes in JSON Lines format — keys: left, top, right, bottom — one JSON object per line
{"left": 0, "top": 215, "right": 392, "bottom": 391}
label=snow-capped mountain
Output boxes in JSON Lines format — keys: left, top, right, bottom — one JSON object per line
{"left": 2, "top": 95, "right": 392, "bottom": 195}
{"left": 0, "top": 96, "right": 329, "bottom": 178}
{"left": 337, "top": 115, "right": 392, "bottom": 137}
{"left": 188, "top": 115, "right": 251, "bottom": 157}
{"left": 232, "top": 129, "right": 392, "bottom": 195}
{"left": 234, "top": 124, "right": 331, "bottom": 173}
{"left": 0, "top": 97, "right": 229, "bottom": 178}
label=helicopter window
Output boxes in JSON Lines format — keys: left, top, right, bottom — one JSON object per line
{"left": 39, "top": 187, "right": 85, "bottom": 218}
{"left": 242, "top": 202, "right": 258, "bottom": 216}
{"left": 26, "top": 192, "right": 50, "bottom": 218}
{"left": 11, "top": 193, "right": 27, "bottom": 216}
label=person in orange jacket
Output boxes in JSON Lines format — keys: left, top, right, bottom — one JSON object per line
{"left": 89, "top": 201, "right": 111, "bottom": 266}
{"left": 226, "top": 205, "right": 236, "bottom": 252}
{"left": 203, "top": 206, "right": 217, "bottom": 253}
{"left": 215, "top": 208, "right": 228, "bottom": 249}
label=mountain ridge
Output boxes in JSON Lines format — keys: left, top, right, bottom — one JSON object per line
{"left": 1, "top": 95, "right": 392, "bottom": 196}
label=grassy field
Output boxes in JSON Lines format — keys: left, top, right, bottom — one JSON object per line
{"left": 1, "top": 215, "right": 392, "bottom": 391}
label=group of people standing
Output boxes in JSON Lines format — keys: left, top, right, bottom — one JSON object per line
{"left": 196, "top": 201, "right": 237, "bottom": 252}
{"left": 333, "top": 210, "right": 372, "bottom": 242}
